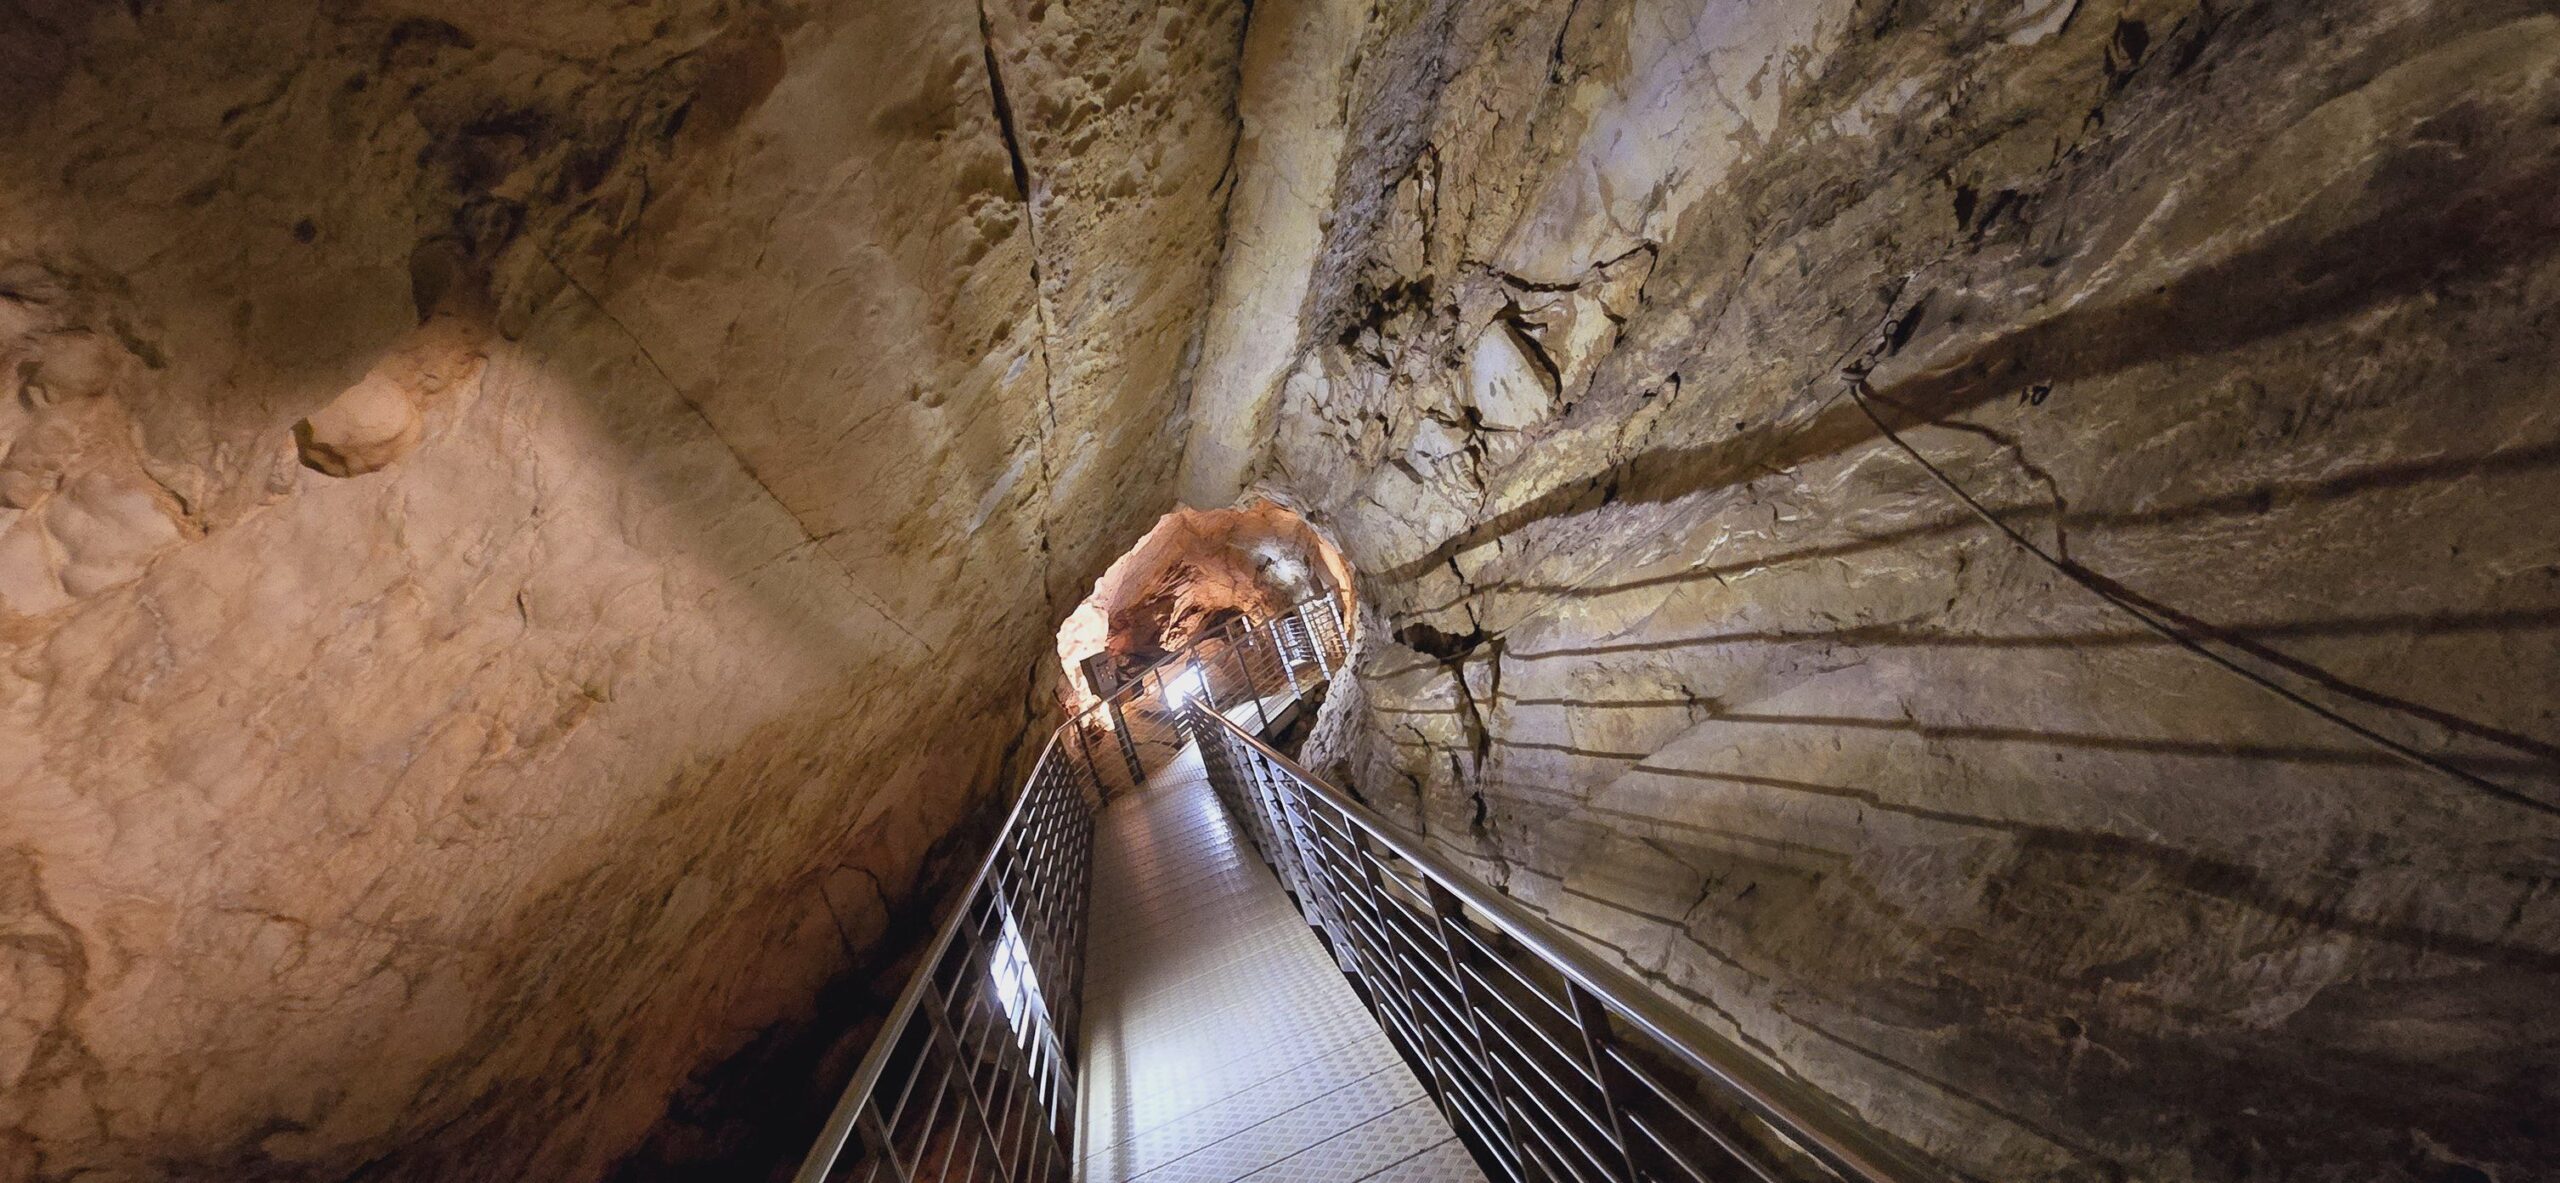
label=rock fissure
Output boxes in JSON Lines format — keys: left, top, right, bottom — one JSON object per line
{"left": 540, "top": 247, "right": 936, "bottom": 656}
{"left": 975, "top": 1, "right": 1069, "bottom": 617}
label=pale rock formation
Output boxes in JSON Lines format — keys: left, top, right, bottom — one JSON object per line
{"left": 1176, "top": 0, "right": 1372, "bottom": 507}
{"left": 7, "top": 2, "right": 2560, "bottom": 1182}
{"left": 293, "top": 313, "right": 488, "bottom": 479}
{"left": 1206, "top": 2, "right": 2560, "bottom": 1181}
{"left": 1462, "top": 318, "right": 1558, "bottom": 431}
{"left": 0, "top": 267, "right": 192, "bottom": 620}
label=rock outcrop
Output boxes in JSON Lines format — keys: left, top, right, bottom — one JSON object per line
{"left": 1199, "top": 1, "right": 2560, "bottom": 1181}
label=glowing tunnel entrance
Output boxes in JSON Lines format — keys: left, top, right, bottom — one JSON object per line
{"left": 1054, "top": 500, "right": 1356, "bottom": 717}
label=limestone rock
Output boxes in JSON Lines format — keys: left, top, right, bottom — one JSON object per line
{"left": 1461, "top": 318, "right": 1557, "bottom": 431}
{"left": 8, "top": 3, "right": 2560, "bottom": 1183}
{"left": 1054, "top": 503, "right": 1349, "bottom": 704}
{"left": 1240, "top": 4, "right": 2560, "bottom": 1182}
{"left": 292, "top": 316, "right": 488, "bottom": 478}
{"left": 1406, "top": 416, "right": 1469, "bottom": 466}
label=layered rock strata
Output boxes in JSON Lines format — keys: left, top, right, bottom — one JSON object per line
{"left": 9, "top": 2, "right": 2559, "bottom": 1181}
{"left": 1207, "top": 2, "right": 2560, "bottom": 1180}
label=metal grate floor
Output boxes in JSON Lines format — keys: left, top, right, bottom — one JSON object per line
{"left": 1075, "top": 746, "right": 1485, "bottom": 1183}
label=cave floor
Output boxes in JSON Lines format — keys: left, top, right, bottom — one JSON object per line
{"left": 1072, "top": 745, "right": 1483, "bottom": 1183}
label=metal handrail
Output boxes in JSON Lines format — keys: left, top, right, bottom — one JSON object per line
{"left": 794, "top": 729, "right": 1035, "bottom": 1182}
{"left": 1190, "top": 707, "right": 1944, "bottom": 1183}
{"left": 797, "top": 578, "right": 1936, "bottom": 1183}
{"left": 792, "top": 592, "right": 1350, "bottom": 1183}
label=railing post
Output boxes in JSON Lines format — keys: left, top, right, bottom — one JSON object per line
{"left": 1270, "top": 618, "right": 1303, "bottom": 694}
{"left": 1565, "top": 983, "right": 1646, "bottom": 1183}
{"left": 1225, "top": 628, "right": 1272, "bottom": 733}
{"left": 856, "top": 1105, "right": 908, "bottom": 1182}
{"left": 917, "top": 980, "right": 1026, "bottom": 1183}
{"left": 1063, "top": 720, "right": 1105, "bottom": 808}
{"left": 1426, "top": 880, "right": 1544, "bottom": 1182}
{"left": 1336, "top": 831, "right": 1494, "bottom": 1170}
{"left": 1107, "top": 698, "right": 1146, "bottom": 785}
{"left": 1248, "top": 748, "right": 1316, "bottom": 904}
{"left": 1181, "top": 657, "right": 1212, "bottom": 743}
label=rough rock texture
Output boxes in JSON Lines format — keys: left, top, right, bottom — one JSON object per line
{"left": 1208, "top": 1, "right": 2560, "bottom": 1181}
{"left": 1053, "top": 503, "right": 1349, "bottom": 704}
{"left": 1177, "top": 0, "right": 1371, "bottom": 505}
{"left": 0, "top": 1, "right": 1240, "bottom": 1180}
{"left": 12, "top": 1, "right": 2560, "bottom": 1182}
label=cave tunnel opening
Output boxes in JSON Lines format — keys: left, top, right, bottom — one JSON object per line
{"left": 1052, "top": 499, "right": 1357, "bottom": 718}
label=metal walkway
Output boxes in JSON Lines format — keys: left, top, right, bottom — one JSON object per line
{"left": 1075, "top": 745, "right": 1484, "bottom": 1183}
{"left": 791, "top": 595, "right": 1938, "bottom": 1183}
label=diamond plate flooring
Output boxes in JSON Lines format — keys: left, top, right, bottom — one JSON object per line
{"left": 1076, "top": 746, "right": 1485, "bottom": 1183}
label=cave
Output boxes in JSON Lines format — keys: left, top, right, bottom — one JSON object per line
{"left": 3, "top": 2, "right": 2556, "bottom": 1182}
{"left": 1053, "top": 502, "right": 1353, "bottom": 709}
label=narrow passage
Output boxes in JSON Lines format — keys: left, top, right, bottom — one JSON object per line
{"left": 1075, "top": 745, "right": 1483, "bottom": 1183}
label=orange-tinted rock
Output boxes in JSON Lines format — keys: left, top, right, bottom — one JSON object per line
{"left": 0, "top": 1, "right": 1242, "bottom": 1179}
{"left": 1055, "top": 502, "right": 1350, "bottom": 706}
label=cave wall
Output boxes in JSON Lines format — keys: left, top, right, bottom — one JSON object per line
{"left": 1206, "top": 1, "right": 2560, "bottom": 1180}
{"left": 0, "top": 1, "right": 1240, "bottom": 1179}
{"left": 11, "top": 0, "right": 2560, "bottom": 1180}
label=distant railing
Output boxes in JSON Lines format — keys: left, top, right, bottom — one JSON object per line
{"left": 1069, "top": 591, "right": 1350, "bottom": 803}
{"left": 1191, "top": 708, "right": 1941, "bottom": 1183}
{"left": 791, "top": 593, "right": 1350, "bottom": 1183}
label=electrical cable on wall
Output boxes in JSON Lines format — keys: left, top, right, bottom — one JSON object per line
{"left": 1840, "top": 377, "right": 2556, "bottom": 819}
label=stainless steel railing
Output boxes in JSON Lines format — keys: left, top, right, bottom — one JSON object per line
{"left": 1190, "top": 708, "right": 1943, "bottom": 1183}
{"left": 792, "top": 580, "right": 1934, "bottom": 1183}
{"left": 786, "top": 726, "right": 1095, "bottom": 1183}
{"left": 792, "top": 593, "right": 1350, "bottom": 1183}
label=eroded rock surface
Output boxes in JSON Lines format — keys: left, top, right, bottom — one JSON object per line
{"left": 8, "top": 1, "right": 2559, "bottom": 1182}
{"left": 1206, "top": 2, "right": 2560, "bottom": 1180}
{"left": 0, "top": 1, "right": 1239, "bottom": 1180}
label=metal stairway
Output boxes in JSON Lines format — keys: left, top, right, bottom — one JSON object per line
{"left": 793, "top": 598, "right": 1937, "bottom": 1183}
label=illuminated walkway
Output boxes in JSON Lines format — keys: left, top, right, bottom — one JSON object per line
{"left": 1073, "top": 746, "right": 1483, "bottom": 1183}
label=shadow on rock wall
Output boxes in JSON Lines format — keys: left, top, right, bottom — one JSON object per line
{"left": 1261, "top": 2, "right": 2560, "bottom": 1181}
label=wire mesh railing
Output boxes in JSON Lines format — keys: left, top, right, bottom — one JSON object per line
{"left": 788, "top": 727, "right": 1096, "bottom": 1183}
{"left": 1190, "top": 708, "right": 1941, "bottom": 1183}
{"left": 792, "top": 593, "right": 1350, "bottom": 1183}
